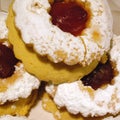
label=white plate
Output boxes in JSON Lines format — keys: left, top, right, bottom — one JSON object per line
{"left": 0, "top": 0, "right": 120, "bottom": 120}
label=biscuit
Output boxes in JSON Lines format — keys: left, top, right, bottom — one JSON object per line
{"left": 0, "top": 62, "right": 40, "bottom": 105}
{"left": 0, "top": 90, "right": 38, "bottom": 116}
{"left": 0, "top": 12, "right": 40, "bottom": 104}
{"left": 42, "top": 92, "right": 120, "bottom": 120}
{"left": 0, "top": 11, "right": 40, "bottom": 116}
{"left": 13, "top": 0, "right": 113, "bottom": 66}
{"left": 7, "top": 1, "right": 101, "bottom": 84}
{"left": 45, "top": 35, "right": 120, "bottom": 117}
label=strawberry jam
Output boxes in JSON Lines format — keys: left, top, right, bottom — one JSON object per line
{"left": 0, "top": 43, "right": 18, "bottom": 78}
{"left": 81, "top": 61, "right": 114, "bottom": 90}
{"left": 50, "top": 1, "right": 88, "bottom": 36}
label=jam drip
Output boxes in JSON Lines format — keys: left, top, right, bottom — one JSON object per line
{"left": 0, "top": 43, "right": 18, "bottom": 78}
{"left": 50, "top": 1, "right": 88, "bottom": 36}
{"left": 81, "top": 61, "right": 114, "bottom": 90}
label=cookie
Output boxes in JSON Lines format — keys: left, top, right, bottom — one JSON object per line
{"left": 13, "top": 0, "right": 112, "bottom": 66}
{"left": 0, "top": 90, "right": 38, "bottom": 116}
{"left": 7, "top": 1, "right": 102, "bottom": 84}
{"left": 0, "top": 45, "right": 35, "bottom": 118}
{"left": 42, "top": 92, "right": 120, "bottom": 120}
{"left": 0, "top": 11, "right": 40, "bottom": 116}
{"left": 0, "top": 12, "right": 40, "bottom": 104}
{"left": 45, "top": 35, "right": 120, "bottom": 117}
{"left": 0, "top": 62, "right": 40, "bottom": 105}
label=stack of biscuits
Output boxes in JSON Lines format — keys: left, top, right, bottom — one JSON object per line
{"left": 1, "top": 0, "right": 120, "bottom": 120}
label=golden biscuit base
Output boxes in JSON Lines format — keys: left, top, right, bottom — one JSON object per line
{"left": 0, "top": 90, "right": 38, "bottom": 116}
{"left": 6, "top": 0, "right": 101, "bottom": 84}
{"left": 42, "top": 92, "right": 119, "bottom": 120}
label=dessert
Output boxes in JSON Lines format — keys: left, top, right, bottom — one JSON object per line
{"left": 5, "top": 0, "right": 119, "bottom": 120}
{"left": 13, "top": 0, "right": 112, "bottom": 66}
{"left": 6, "top": 0, "right": 113, "bottom": 84}
{"left": 0, "top": 90, "right": 38, "bottom": 116}
{"left": 42, "top": 92, "right": 120, "bottom": 120}
{"left": 45, "top": 35, "right": 120, "bottom": 119}
{"left": 0, "top": 11, "right": 40, "bottom": 116}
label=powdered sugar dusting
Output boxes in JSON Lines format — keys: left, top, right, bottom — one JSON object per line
{"left": 46, "top": 35, "right": 120, "bottom": 117}
{"left": 0, "top": 115, "right": 28, "bottom": 120}
{"left": 0, "top": 15, "right": 40, "bottom": 104}
{"left": 0, "top": 63, "right": 40, "bottom": 104}
{"left": 0, "top": 12, "right": 8, "bottom": 39}
{"left": 13, "top": 0, "right": 113, "bottom": 66}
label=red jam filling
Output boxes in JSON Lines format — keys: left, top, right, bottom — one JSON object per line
{"left": 81, "top": 61, "right": 114, "bottom": 90}
{"left": 0, "top": 43, "right": 18, "bottom": 78}
{"left": 50, "top": 1, "right": 88, "bottom": 36}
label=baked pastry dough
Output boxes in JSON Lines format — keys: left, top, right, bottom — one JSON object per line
{"left": 42, "top": 92, "right": 120, "bottom": 120}
{"left": 0, "top": 11, "right": 40, "bottom": 116}
{"left": 7, "top": 0, "right": 103, "bottom": 84}
{"left": 0, "top": 90, "right": 38, "bottom": 116}
{"left": 13, "top": 0, "right": 113, "bottom": 66}
{"left": 46, "top": 35, "right": 120, "bottom": 117}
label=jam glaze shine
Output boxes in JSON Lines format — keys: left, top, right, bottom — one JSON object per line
{"left": 50, "top": 1, "right": 89, "bottom": 36}
{"left": 0, "top": 43, "right": 18, "bottom": 78}
{"left": 81, "top": 60, "right": 114, "bottom": 90}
